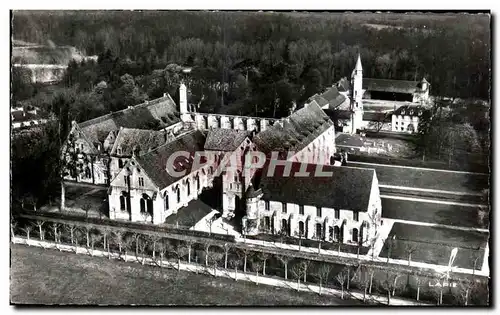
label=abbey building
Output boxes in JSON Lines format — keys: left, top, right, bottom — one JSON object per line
{"left": 61, "top": 56, "right": 384, "bottom": 248}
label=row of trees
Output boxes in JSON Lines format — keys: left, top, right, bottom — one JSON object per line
{"left": 12, "top": 217, "right": 487, "bottom": 305}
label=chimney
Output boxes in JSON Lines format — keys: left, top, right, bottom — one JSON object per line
{"left": 163, "top": 93, "right": 167, "bottom": 97}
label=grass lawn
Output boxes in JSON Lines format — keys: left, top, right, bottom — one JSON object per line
{"left": 381, "top": 197, "right": 489, "bottom": 229}
{"left": 10, "top": 245, "right": 362, "bottom": 306}
{"left": 378, "top": 223, "right": 489, "bottom": 270}
{"left": 348, "top": 162, "right": 489, "bottom": 193}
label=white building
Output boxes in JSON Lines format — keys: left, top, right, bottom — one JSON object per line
{"left": 391, "top": 105, "right": 429, "bottom": 133}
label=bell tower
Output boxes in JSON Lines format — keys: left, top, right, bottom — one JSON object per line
{"left": 351, "top": 54, "right": 364, "bottom": 134}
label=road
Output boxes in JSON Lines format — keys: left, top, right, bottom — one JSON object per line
{"left": 10, "top": 244, "right": 360, "bottom": 306}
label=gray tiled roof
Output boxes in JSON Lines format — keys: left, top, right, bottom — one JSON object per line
{"left": 254, "top": 102, "right": 334, "bottom": 155}
{"left": 204, "top": 129, "right": 251, "bottom": 151}
{"left": 363, "top": 78, "right": 422, "bottom": 94}
{"left": 78, "top": 95, "right": 180, "bottom": 145}
{"left": 320, "top": 86, "right": 347, "bottom": 109}
{"left": 110, "top": 128, "right": 174, "bottom": 157}
{"left": 135, "top": 130, "right": 206, "bottom": 190}
{"left": 258, "top": 161, "right": 376, "bottom": 212}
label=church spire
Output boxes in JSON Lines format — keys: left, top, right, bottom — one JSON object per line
{"left": 355, "top": 53, "right": 362, "bottom": 72}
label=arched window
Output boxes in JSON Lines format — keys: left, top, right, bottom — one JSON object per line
{"left": 264, "top": 216, "right": 271, "bottom": 232}
{"left": 329, "top": 226, "right": 334, "bottom": 241}
{"left": 334, "top": 226, "right": 340, "bottom": 241}
{"left": 352, "top": 228, "right": 359, "bottom": 243}
{"left": 186, "top": 179, "right": 191, "bottom": 196}
{"left": 176, "top": 187, "right": 181, "bottom": 203}
{"left": 140, "top": 198, "right": 146, "bottom": 213}
{"left": 196, "top": 175, "right": 200, "bottom": 191}
{"left": 165, "top": 194, "right": 169, "bottom": 210}
{"left": 147, "top": 198, "right": 154, "bottom": 216}
{"left": 315, "top": 223, "right": 323, "bottom": 239}
{"left": 119, "top": 195, "right": 126, "bottom": 210}
{"left": 281, "top": 219, "right": 288, "bottom": 235}
{"left": 298, "top": 221, "right": 305, "bottom": 237}
{"left": 118, "top": 159, "right": 123, "bottom": 168}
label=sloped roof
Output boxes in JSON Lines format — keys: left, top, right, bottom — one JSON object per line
{"left": 322, "top": 109, "right": 352, "bottom": 121}
{"left": 135, "top": 130, "right": 206, "bottom": 190}
{"left": 320, "top": 86, "right": 347, "bottom": 109}
{"left": 393, "top": 105, "right": 430, "bottom": 117}
{"left": 310, "top": 94, "right": 329, "bottom": 107}
{"left": 337, "top": 77, "right": 351, "bottom": 92}
{"left": 110, "top": 128, "right": 175, "bottom": 157}
{"left": 78, "top": 95, "right": 180, "bottom": 145}
{"left": 363, "top": 78, "right": 422, "bottom": 94}
{"left": 254, "top": 102, "right": 334, "bottom": 155}
{"left": 363, "top": 111, "right": 392, "bottom": 122}
{"left": 204, "top": 129, "right": 250, "bottom": 152}
{"left": 258, "top": 161, "right": 376, "bottom": 212}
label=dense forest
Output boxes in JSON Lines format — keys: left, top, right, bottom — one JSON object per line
{"left": 11, "top": 11, "right": 491, "bottom": 210}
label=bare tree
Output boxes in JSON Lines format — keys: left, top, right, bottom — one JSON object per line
{"left": 405, "top": 243, "right": 418, "bottom": 266}
{"left": 81, "top": 203, "right": 91, "bottom": 219}
{"left": 35, "top": 220, "right": 45, "bottom": 240}
{"left": 431, "top": 276, "right": 446, "bottom": 305}
{"left": 367, "top": 267, "right": 376, "bottom": 294}
{"left": 228, "top": 252, "right": 241, "bottom": 281}
{"left": 256, "top": 252, "right": 271, "bottom": 276}
{"left": 113, "top": 230, "right": 124, "bottom": 257}
{"left": 66, "top": 224, "right": 77, "bottom": 246}
{"left": 336, "top": 269, "right": 348, "bottom": 300}
{"left": 381, "top": 271, "right": 401, "bottom": 305}
{"left": 222, "top": 243, "right": 232, "bottom": 269}
{"left": 414, "top": 275, "right": 424, "bottom": 301}
{"left": 208, "top": 251, "right": 224, "bottom": 277}
{"left": 202, "top": 241, "right": 212, "bottom": 267}
{"left": 137, "top": 235, "right": 149, "bottom": 265}
{"left": 184, "top": 240, "right": 194, "bottom": 264}
{"left": 353, "top": 265, "right": 370, "bottom": 302}
{"left": 251, "top": 256, "right": 263, "bottom": 284}
{"left": 457, "top": 278, "right": 475, "bottom": 306}
{"left": 89, "top": 232, "right": 102, "bottom": 256}
{"left": 84, "top": 225, "right": 92, "bottom": 247}
{"left": 169, "top": 240, "right": 189, "bottom": 271}
{"left": 121, "top": 235, "right": 135, "bottom": 262}
{"left": 301, "top": 260, "right": 311, "bottom": 283}
{"left": 147, "top": 234, "right": 162, "bottom": 260}
{"left": 277, "top": 254, "right": 291, "bottom": 280}
{"left": 21, "top": 225, "right": 32, "bottom": 241}
{"left": 50, "top": 222, "right": 60, "bottom": 244}
{"left": 312, "top": 263, "right": 332, "bottom": 295}
{"left": 100, "top": 227, "right": 112, "bottom": 254}
{"left": 291, "top": 263, "right": 304, "bottom": 291}
{"left": 241, "top": 248, "right": 252, "bottom": 273}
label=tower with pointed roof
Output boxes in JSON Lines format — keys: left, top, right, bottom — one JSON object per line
{"left": 350, "top": 54, "right": 364, "bottom": 134}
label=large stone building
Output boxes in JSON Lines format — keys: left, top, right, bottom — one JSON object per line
{"left": 61, "top": 95, "right": 182, "bottom": 185}
{"left": 243, "top": 161, "right": 382, "bottom": 246}
{"left": 63, "top": 77, "right": 384, "bottom": 248}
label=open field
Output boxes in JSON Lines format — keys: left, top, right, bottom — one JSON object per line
{"left": 381, "top": 197, "right": 489, "bottom": 229}
{"left": 378, "top": 223, "right": 488, "bottom": 270}
{"left": 348, "top": 162, "right": 489, "bottom": 193}
{"left": 336, "top": 134, "right": 415, "bottom": 158}
{"left": 10, "top": 244, "right": 362, "bottom": 306}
